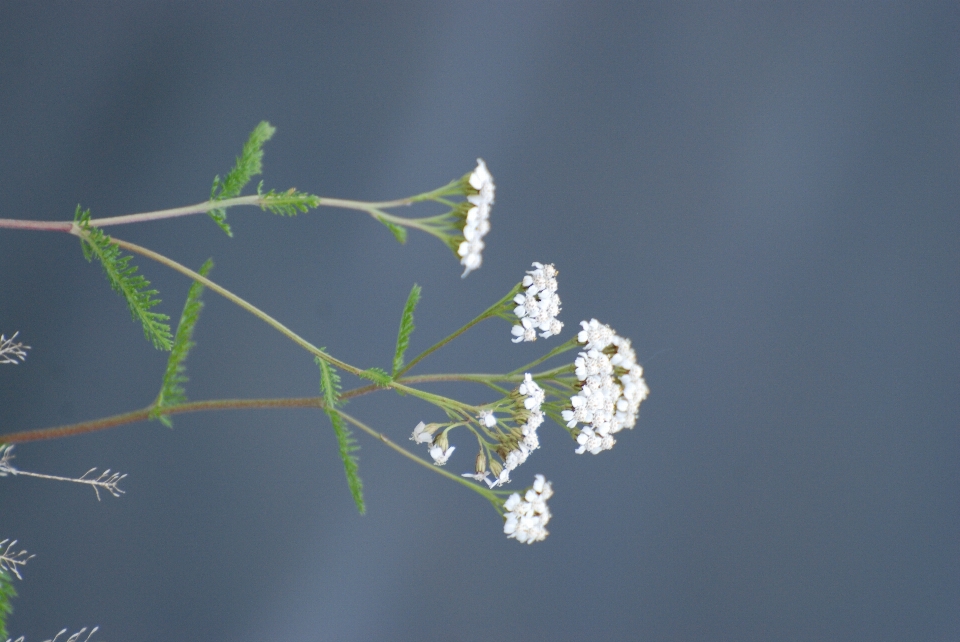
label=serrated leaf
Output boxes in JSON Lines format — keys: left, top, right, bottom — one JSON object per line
{"left": 0, "top": 570, "right": 15, "bottom": 639}
{"left": 206, "top": 203, "right": 233, "bottom": 237}
{"left": 316, "top": 355, "right": 365, "bottom": 514}
{"left": 75, "top": 206, "right": 173, "bottom": 351}
{"left": 151, "top": 259, "right": 213, "bottom": 427}
{"left": 376, "top": 215, "right": 408, "bottom": 244}
{"left": 259, "top": 187, "right": 321, "bottom": 217}
{"left": 392, "top": 284, "right": 421, "bottom": 376}
{"left": 359, "top": 367, "right": 392, "bottom": 387}
{"left": 207, "top": 121, "right": 276, "bottom": 235}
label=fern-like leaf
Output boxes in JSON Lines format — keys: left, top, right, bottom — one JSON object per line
{"left": 150, "top": 259, "right": 213, "bottom": 427}
{"left": 375, "top": 215, "right": 408, "bottom": 244}
{"left": 316, "top": 355, "right": 365, "bottom": 514}
{"left": 75, "top": 207, "right": 173, "bottom": 351}
{"left": 258, "top": 185, "right": 321, "bottom": 217}
{"left": 392, "top": 284, "right": 421, "bottom": 376}
{"left": 0, "top": 570, "right": 15, "bottom": 640}
{"left": 358, "top": 367, "right": 392, "bottom": 387}
{"left": 208, "top": 121, "right": 277, "bottom": 236}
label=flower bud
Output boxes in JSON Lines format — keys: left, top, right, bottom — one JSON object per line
{"left": 474, "top": 450, "right": 487, "bottom": 476}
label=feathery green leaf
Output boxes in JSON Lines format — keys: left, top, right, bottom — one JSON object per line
{"left": 375, "top": 215, "right": 408, "bottom": 244}
{"left": 75, "top": 206, "right": 173, "bottom": 351}
{"left": 208, "top": 121, "right": 277, "bottom": 236}
{"left": 0, "top": 570, "right": 16, "bottom": 640}
{"left": 316, "top": 355, "right": 365, "bottom": 514}
{"left": 151, "top": 259, "right": 213, "bottom": 427}
{"left": 392, "top": 284, "right": 421, "bottom": 376}
{"left": 258, "top": 185, "right": 321, "bottom": 217}
{"left": 358, "top": 367, "right": 392, "bottom": 387}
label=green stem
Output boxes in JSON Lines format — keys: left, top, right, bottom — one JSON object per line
{"left": 396, "top": 284, "right": 522, "bottom": 378}
{"left": 103, "top": 235, "right": 362, "bottom": 376}
{"left": 76, "top": 195, "right": 264, "bottom": 228}
{"left": 0, "top": 174, "right": 467, "bottom": 234}
{"left": 368, "top": 208, "right": 451, "bottom": 241}
{"left": 507, "top": 336, "right": 580, "bottom": 376}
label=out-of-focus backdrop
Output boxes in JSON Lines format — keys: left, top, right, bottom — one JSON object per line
{"left": 1, "top": 3, "right": 958, "bottom": 640}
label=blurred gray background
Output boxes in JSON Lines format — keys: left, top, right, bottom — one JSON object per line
{"left": 1, "top": 3, "right": 958, "bottom": 640}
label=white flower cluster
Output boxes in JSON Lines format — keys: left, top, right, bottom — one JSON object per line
{"left": 462, "top": 374, "right": 545, "bottom": 488}
{"left": 0, "top": 332, "right": 30, "bottom": 364}
{"left": 458, "top": 159, "right": 495, "bottom": 278}
{"left": 511, "top": 262, "right": 563, "bottom": 342}
{"left": 411, "top": 421, "right": 455, "bottom": 466}
{"left": 503, "top": 474, "right": 553, "bottom": 544}
{"left": 562, "top": 319, "right": 649, "bottom": 455}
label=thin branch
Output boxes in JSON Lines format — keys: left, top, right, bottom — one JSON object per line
{"left": 5, "top": 627, "right": 101, "bottom": 642}
{"left": 0, "top": 193, "right": 415, "bottom": 233}
{"left": 0, "top": 333, "right": 30, "bottom": 364}
{"left": 0, "top": 540, "right": 34, "bottom": 580}
{"left": 0, "top": 445, "right": 125, "bottom": 500}
{"left": 335, "top": 409, "right": 501, "bottom": 501}
{"left": 395, "top": 285, "right": 521, "bottom": 378}
{"left": 101, "top": 235, "right": 362, "bottom": 376}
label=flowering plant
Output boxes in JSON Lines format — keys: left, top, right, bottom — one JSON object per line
{"left": 0, "top": 123, "right": 647, "bottom": 636}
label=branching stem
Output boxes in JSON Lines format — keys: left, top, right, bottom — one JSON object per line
{"left": 396, "top": 284, "right": 521, "bottom": 377}
{"left": 102, "top": 235, "right": 361, "bottom": 376}
{"left": 335, "top": 409, "right": 501, "bottom": 503}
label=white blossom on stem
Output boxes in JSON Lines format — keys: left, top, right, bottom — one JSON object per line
{"left": 410, "top": 421, "right": 433, "bottom": 444}
{"left": 429, "top": 444, "right": 455, "bottom": 466}
{"left": 512, "top": 263, "right": 563, "bottom": 342}
{"left": 458, "top": 159, "right": 495, "bottom": 277}
{"left": 461, "top": 471, "right": 493, "bottom": 485}
{"left": 562, "top": 319, "right": 649, "bottom": 454}
{"left": 503, "top": 474, "right": 553, "bottom": 544}
{"left": 478, "top": 410, "right": 497, "bottom": 428}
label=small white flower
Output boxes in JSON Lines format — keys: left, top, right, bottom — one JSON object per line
{"left": 488, "top": 467, "right": 511, "bottom": 488}
{"left": 503, "top": 474, "right": 553, "bottom": 544}
{"left": 410, "top": 421, "right": 434, "bottom": 444}
{"left": 478, "top": 410, "right": 497, "bottom": 428}
{"left": 575, "top": 426, "right": 614, "bottom": 455}
{"left": 511, "top": 318, "right": 538, "bottom": 343}
{"left": 429, "top": 444, "right": 455, "bottom": 466}
{"left": 577, "top": 319, "right": 615, "bottom": 351}
{"left": 461, "top": 471, "right": 493, "bottom": 485}
{"left": 518, "top": 373, "right": 545, "bottom": 411}
{"left": 468, "top": 158, "right": 495, "bottom": 206}
{"left": 522, "top": 262, "right": 558, "bottom": 294}
{"left": 520, "top": 422, "right": 540, "bottom": 452}
{"left": 512, "top": 263, "right": 563, "bottom": 341}
{"left": 458, "top": 236, "right": 485, "bottom": 277}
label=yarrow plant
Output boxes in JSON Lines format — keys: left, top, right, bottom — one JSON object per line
{"left": 0, "top": 122, "right": 648, "bottom": 634}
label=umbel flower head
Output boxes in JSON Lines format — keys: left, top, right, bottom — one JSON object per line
{"left": 456, "top": 159, "right": 495, "bottom": 277}
{"left": 562, "top": 319, "right": 649, "bottom": 455}
{"left": 503, "top": 474, "right": 554, "bottom": 544}
{"left": 512, "top": 262, "right": 563, "bottom": 343}
{"left": 462, "top": 373, "right": 546, "bottom": 488}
